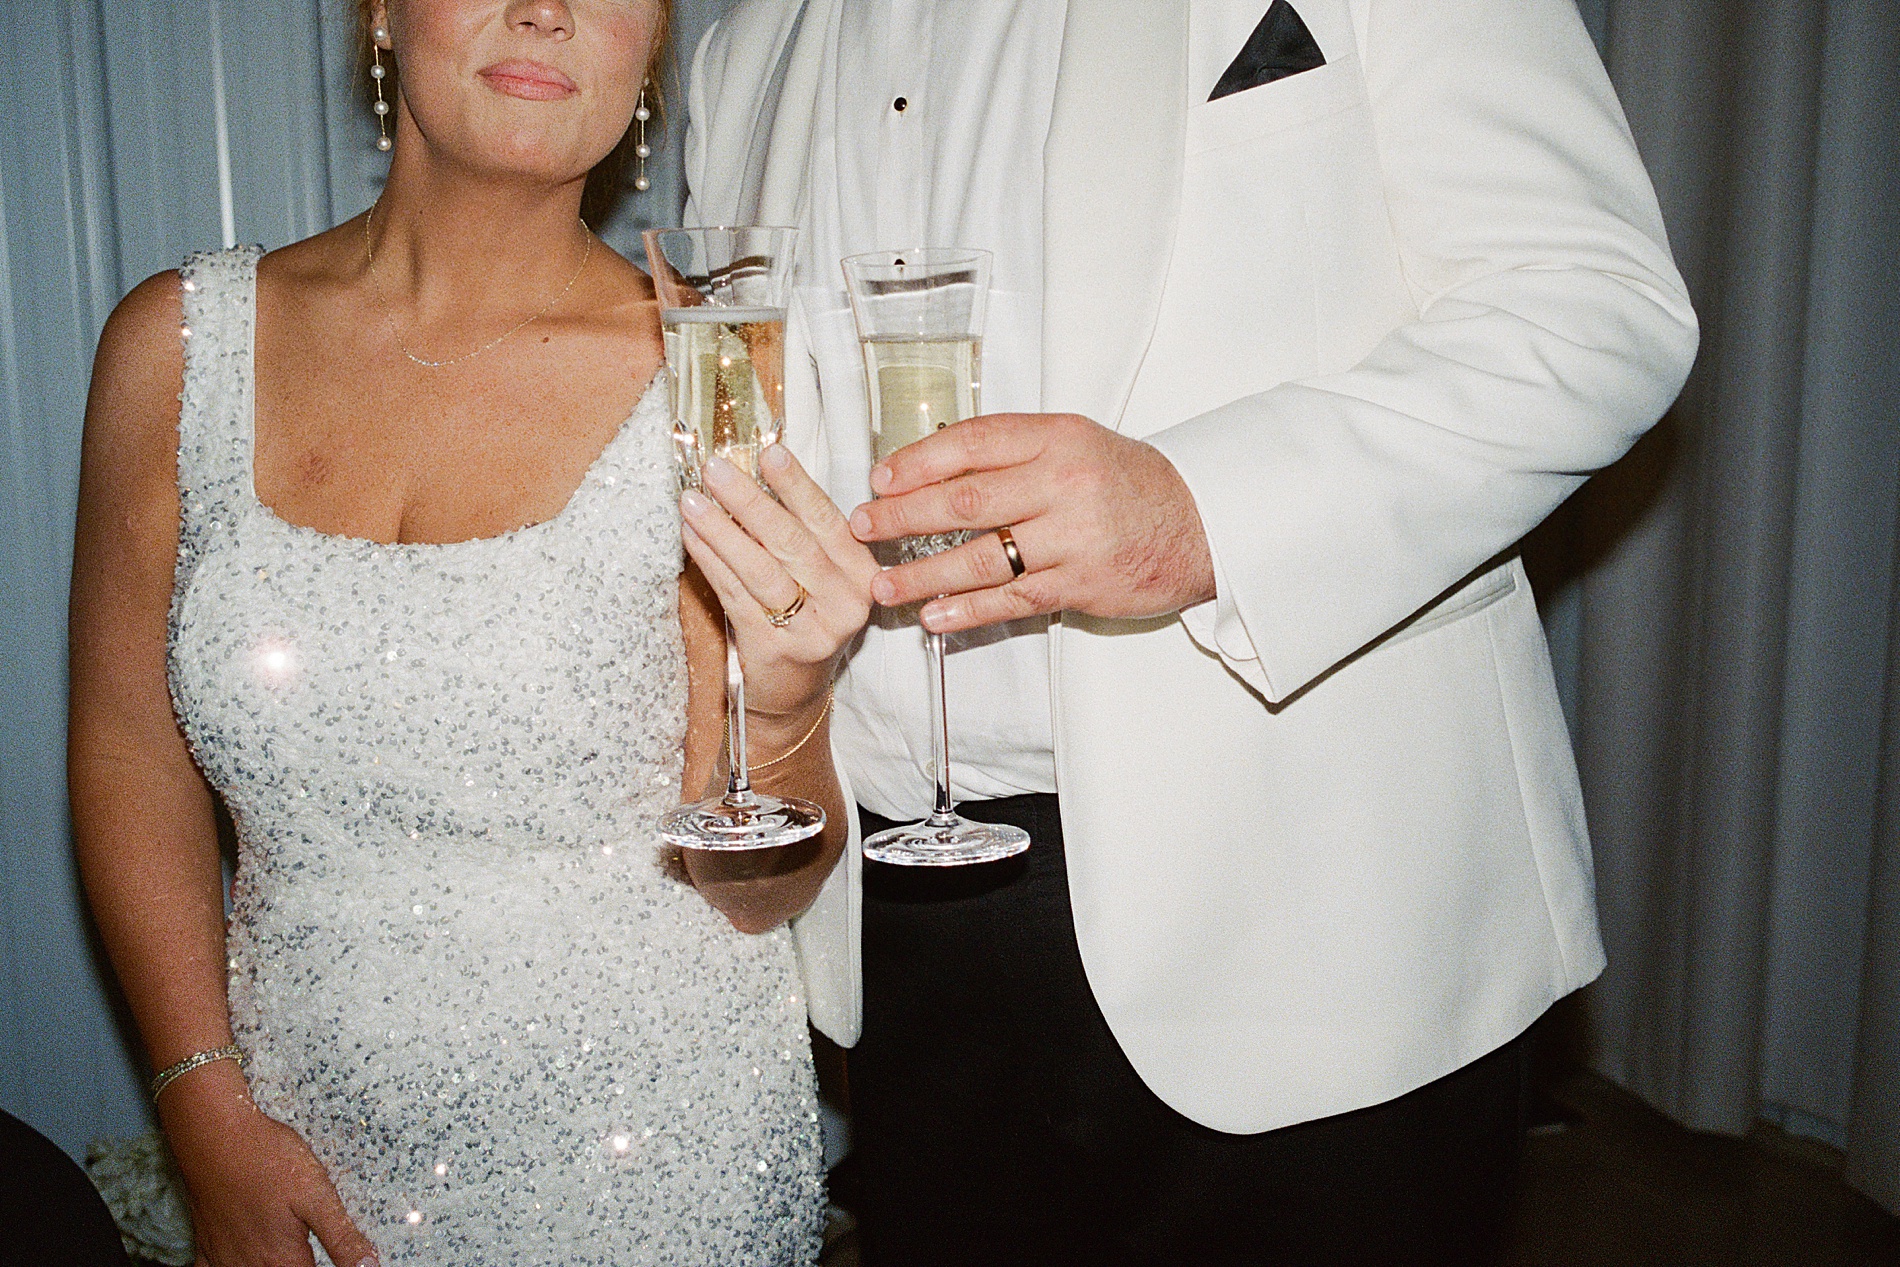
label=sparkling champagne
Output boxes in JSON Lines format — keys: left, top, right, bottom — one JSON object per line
{"left": 840, "top": 247, "right": 1028, "bottom": 866}
{"left": 861, "top": 334, "right": 982, "bottom": 462}
{"left": 662, "top": 307, "right": 786, "bottom": 483}
{"left": 861, "top": 334, "right": 982, "bottom": 561}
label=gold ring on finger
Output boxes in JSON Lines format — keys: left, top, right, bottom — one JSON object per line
{"left": 996, "top": 525, "right": 1028, "bottom": 579}
{"left": 762, "top": 582, "right": 809, "bottom": 628}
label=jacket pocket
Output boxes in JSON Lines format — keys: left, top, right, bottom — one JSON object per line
{"left": 1381, "top": 566, "right": 1519, "bottom": 649}
{"left": 1186, "top": 54, "right": 1365, "bottom": 156}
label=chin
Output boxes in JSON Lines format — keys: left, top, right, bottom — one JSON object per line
{"left": 466, "top": 132, "right": 607, "bottom": 188}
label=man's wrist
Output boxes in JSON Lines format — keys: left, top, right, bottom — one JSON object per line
{"left": 1143, "top": 440, "right": 1218, "bottom": 614}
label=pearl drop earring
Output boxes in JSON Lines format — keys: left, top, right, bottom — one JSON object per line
{"left": 633, "top": 85, "right": 651, "bottom": 192}
{"left": 371, "top": 29, "right": 392, "bottom": 153}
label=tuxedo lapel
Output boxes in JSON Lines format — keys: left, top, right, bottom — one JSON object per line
{"left": 1042, "top": 0, "right": 1188, "bottom": 429}
{"left": 753, "top": 0, "right": 841, "bottom": 229}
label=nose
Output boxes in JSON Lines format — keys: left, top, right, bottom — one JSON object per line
{"left": 503, "top": 0, "right": 574, "bottom": 40}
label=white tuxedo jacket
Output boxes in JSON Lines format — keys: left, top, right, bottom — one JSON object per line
{"left": 684, "top": 0, "right": 1698, "bottom": 1133}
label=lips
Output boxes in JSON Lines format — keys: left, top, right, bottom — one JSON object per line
{"left": 478, "top": 60, "right": 578, "bottom": 101}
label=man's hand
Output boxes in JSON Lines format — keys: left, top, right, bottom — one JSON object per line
{"left": 849, "top": 412, "right": 1216, "bottom": 633}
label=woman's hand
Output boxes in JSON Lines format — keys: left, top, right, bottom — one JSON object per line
{"left": 161, "top": 1068, "right": 377, "bottom": 1267}
{"left": 674, "top": 443, "right": 871, "bottom": 933}
{"left": 679, "top": 443, "right": 877, "bottom": 725}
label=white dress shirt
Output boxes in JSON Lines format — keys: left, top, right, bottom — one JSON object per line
{"left": 797, "top": 0, "right": 1070, "bottom": 820}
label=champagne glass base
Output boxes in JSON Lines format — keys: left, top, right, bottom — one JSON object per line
{"left": 863, "top": 816, "right": 1030, "bottom": 867}
{"left": 660, "top": 794, "right": 826, "bottom": 852}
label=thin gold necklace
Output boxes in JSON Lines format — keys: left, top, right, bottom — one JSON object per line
{"left": 362, "top": 201, "right": 595, "bottom": 369}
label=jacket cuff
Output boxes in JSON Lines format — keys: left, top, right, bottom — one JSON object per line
{"left": 1175, "top": 534, "right": 1271, "bottom": 698}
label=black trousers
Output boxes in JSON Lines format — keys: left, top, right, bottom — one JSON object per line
{"left": 848, "top": 794, "right": 1527, "bottom": 1267}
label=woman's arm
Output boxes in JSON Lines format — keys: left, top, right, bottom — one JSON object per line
{"left": 69, "top": 271, "right": 230, "bottom": 1147}
{"left": 677, "top": 560, "right": 848, "bottom": 934}
{"left": 69, "top": 272, "right": 375, "bottom": 1267}
{"left": 676, "top": 445, "right": 875, "bottom": 934}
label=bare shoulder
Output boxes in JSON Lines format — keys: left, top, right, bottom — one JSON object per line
{"left": 256, "top": 217, "right": 365, "bottom": 306}
{"left": 576, "top": 242, "right": 663, "bottom": 394}
{"left": 73, "top": 269, "right": 190, "bottom": 622}
{"left": 85, "top": 270, "right": 186, "bottom": 475}
{"left": 592, "top": 240, "right": 659, "bottom": 324}
{"left": 598, "top": 238, "right": 653, "bottom": 286}
{"left": 97, "top": 268, "right": 183, "bottom": 373}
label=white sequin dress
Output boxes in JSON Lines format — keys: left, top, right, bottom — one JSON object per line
{"left": 165, "top": 248, "right": 825, "bottom": 1265}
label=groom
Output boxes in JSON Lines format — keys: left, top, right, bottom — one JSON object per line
{"left": 686, "top": 0, "right": 1695, "bottom": 1261}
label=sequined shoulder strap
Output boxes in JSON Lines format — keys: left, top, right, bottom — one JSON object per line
{"left": 176, "top": 245, "right": 265, "bottom": 515}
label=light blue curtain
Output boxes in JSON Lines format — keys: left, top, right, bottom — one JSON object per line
{"left": 1, "top": 0, "right": 727, "bottom": 1161}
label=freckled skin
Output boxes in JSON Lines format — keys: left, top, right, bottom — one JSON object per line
{"left": 294, "top": 446, "right": 334, "bottom": 492}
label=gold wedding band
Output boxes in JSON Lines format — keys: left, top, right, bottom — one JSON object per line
{"left": 762, "top": 583, "right": 809, "bottom": 628}
{"left": 996, "top": 525, "right": 1027, "bottom": 579}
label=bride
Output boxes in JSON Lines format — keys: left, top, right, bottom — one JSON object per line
{"left": 66, "top": 1, "right": 874, "bottom": 1263}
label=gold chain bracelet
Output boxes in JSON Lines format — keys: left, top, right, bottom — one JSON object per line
{"left": 150, "top": 1044, "right": 246, "bottom": 1103}
{"left": 747, "top": 690, "right": 833, "bottom": 774}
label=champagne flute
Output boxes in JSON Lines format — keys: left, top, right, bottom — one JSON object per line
{"left": 842, "top": 249, "right": 1031, "bottom": 866}
{"left": 644, "top": 227, "right": 824, "bottom": 852}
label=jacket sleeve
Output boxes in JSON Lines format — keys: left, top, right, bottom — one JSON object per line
{"left": 1144, "top": 0, "right": 1697, "bottom": 705}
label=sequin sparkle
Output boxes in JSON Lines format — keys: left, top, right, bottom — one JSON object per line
{"left": 166, "top": 248, "right": 825, "bottom": 1265}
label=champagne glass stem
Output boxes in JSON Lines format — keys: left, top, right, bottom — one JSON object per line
{"left": 724, "top": 618, "right": 756, "bottom": 803}
{"left": 925, "top": 628, "right": 958, "bottom": 827}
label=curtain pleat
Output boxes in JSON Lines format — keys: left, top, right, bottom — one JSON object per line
{"left": 1835, "top": 0, "right": 1900, "bottom": 1213}
{"left": 1851, "top": 566, "right": 1900, "bottom": 1211}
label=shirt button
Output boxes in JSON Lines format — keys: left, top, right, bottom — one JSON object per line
{"left": 893, "top": 96, "right": 908, "bottom": 112}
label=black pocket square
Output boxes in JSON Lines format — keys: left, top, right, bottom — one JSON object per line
{"left": 1208, "top": 0, "right": 1327, "bottom": 102}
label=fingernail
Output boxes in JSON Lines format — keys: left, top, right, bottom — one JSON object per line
{"left": 762, "top": 443, "right": 791, "bottom": 471}
{"left": 849, "top": 508, "right": 873, "bottom": 538}
{"left": 680, "top": 490, "right": 712, "bottom": 516}
{"left": 869, "top": 464, "right": 892, "bottom": 494}
{"left": 921, "top": 601, "right": 956, "bottom": 632}
{"left": 703, "top": 454, "right": 737, "bottom": 487}
{"left": 871, "top": 574, "right": 896, "bottom": 605}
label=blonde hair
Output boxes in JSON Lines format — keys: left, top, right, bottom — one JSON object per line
{"left": 355, "top": 0, "right": 672, "bottom": 222}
